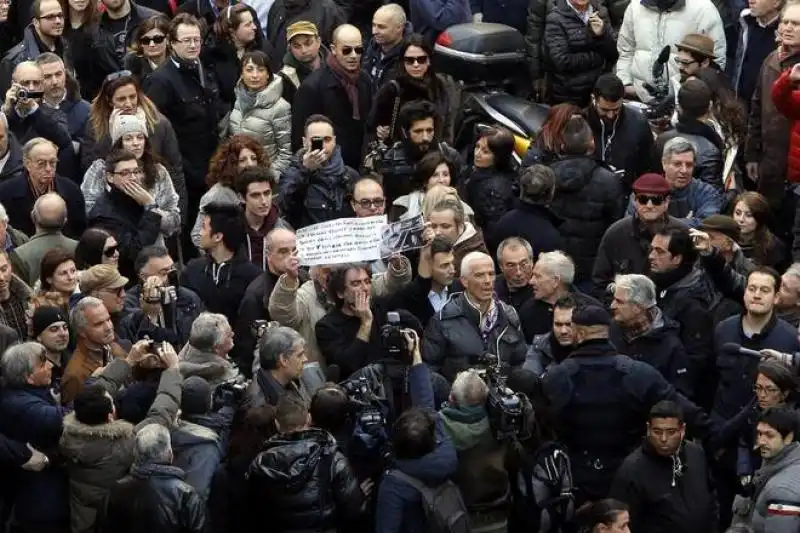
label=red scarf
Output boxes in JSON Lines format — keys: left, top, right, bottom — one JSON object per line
{"left": 326, "top": 53, "right": 361, "bottom": 120}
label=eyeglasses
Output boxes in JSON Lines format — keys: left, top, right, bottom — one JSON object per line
{"left": 404, "top": 55, "right": 429, "bottom": 65}
{"left": 635, "top": 194, "right": 667, "bottom": 206}
{"left": 176, "top": 37, "right": 202, "bottom": 45}
{"left": 103, "top": 244, "right": 119, "bottom": 257}
{"left": 341, "top": 45, "right": 363, "bottom": 56}
{"left": 672, "top": 57, "right": 697, "bottom": 67}
{"left": 140, "top": 34, "right": 166, "bottom": 45}
{"left": 33, "top": 159, "right": 57, "bottom": 170}
{"left": 38, "top": 12, "right": 64, "bottom": 20}
{"left": 355, "top": 198, "right": 385, "bottom": 209}
{"left": 754, "top": 385, "right": 781, "bottom": 395}
{"left": 113, "top": 168, "right": 144, "bottom": 178}
{"left": 105, "top": 70, "right": 133, "bottom": 83}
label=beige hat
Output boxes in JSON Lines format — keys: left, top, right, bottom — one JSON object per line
{"left": 287, "top": 20, "right": 319, "bottom": 42}
{"left": 675, "top": 33, "right": 716, "bottom": 59}
{"left": 80, "top": 264, "right": 128, "bottom": 294}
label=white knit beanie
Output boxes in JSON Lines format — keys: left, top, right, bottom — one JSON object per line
{"left": 109, "top": 110, "right": 149, "bottom": 145}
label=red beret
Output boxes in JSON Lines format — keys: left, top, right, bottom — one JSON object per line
{"left": 632, "top": 173, "right": 670, "bottom": 195}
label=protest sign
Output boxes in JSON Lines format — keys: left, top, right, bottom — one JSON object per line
{"left": 296, "top": 216, "right": 387, "bottom": 265}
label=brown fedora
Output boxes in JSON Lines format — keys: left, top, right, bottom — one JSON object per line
{"left": 675, "top": 33, "right": 716, "bottom": 59}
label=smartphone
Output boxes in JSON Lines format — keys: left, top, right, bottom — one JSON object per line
{"left": 311, "top": 137, "right": 323, "bottom": 151}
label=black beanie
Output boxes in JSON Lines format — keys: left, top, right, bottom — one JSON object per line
{"left": 181, "top": 376, "right": 212, "bottom": 415}
{"left": 32, "top": 306, "right": 68, "bottom": 339}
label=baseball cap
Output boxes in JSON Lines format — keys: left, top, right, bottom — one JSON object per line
{"left": 287, "top": 21, "right": 319, "bottom": 42}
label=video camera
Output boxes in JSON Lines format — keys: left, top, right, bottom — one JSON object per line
{"left": 341, "top": 376, "right": 387, "bottom": 438}
{"left": 476, "top": 353, "right": 531, "bottom": 442}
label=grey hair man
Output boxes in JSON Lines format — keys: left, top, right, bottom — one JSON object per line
{"left": 531, "top": 251, "right": 575, "bottom": 305}
{"left": 656, "top": 136, "right": 722, "bottom": 227}
{"left": 496, "top": 237, "right": 535, "bottom": 310}
{"left": 246, "top": 325, "right": 309, "bottom": 407}
{"left": 11, "top": 192, "right": 76, "bottom": 284}
{"left": 609, "top": 273, "right": 692, "bottom": 396}
{"left": 178, "top": 312, "right": 240, "bottom": 387}
{"left": 777, "top": 263, "right": 800, "bottom": 327}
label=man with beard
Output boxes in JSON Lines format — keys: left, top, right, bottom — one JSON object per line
{"left": 610, "top": 401, "right": 718, "bottom": 533}
{"left": 279, "top": 21, "right": 326, "bottom": 105}
{"left": 31, "top": 305, "right": 70, "bottom": 391}
{"left": 670, "top": 33, "right": 724, "bottom": 102}
{"left": 586, "top": 74, "right": 653, "bottom": 190}
{"left": 375, "top": 99, "right": 464, "bottom": 204}
{"left": 525, "top": 295, "right": 576, "bottom": 375}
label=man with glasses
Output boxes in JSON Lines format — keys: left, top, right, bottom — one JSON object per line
{"left": 0, "top": 137, "right": 84, "bottom": 238}
{"left": 144, "top": 13, "right": 223, "bottom": 239}
{"left": 495, "top": 237, "right": 535, "bottom": 312}
{"left": 593, "top": 173, "right": 686, "bottom": 300}
{"left": 291, "top": 24, "right": 371, "bottom": 169}
{"left": 0, "top": 0, "right": 70, "bottom": 95}
{"left": 87, "top": 149, "right": 162, "bottom": 279}
{"left": 10, "top": 192, "right": 76, "bottom": 285}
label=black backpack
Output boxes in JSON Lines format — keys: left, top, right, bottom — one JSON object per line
{"left": 389, "top": 470, "right": 472, "bottom": 533}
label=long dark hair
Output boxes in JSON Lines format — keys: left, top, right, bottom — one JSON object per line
{"left": 731, "top": 191, "right": 776, "bottom": 266}
{"left": 393, "top": 34, "right": 440, "bottom": 95}
{"left": 692, "top": 67, "right": 747, "bottom": 145}
{"left": 575, "top": 499, "right": 628, "bottom": 533}
{"left": 75, "top": 228, "right": 112, "bottom": 269}
{"left": 478, "top": 126, "right": 515, "bottom": 172}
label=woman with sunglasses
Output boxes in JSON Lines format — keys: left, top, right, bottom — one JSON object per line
{"left": 369, "top": 33, "right": 457, "bottom": 144}
{"left": 731, "top": 191, "right": 787, "bottom": 269}
{"left": 191, "top": 134, "right": 270, "bottom": 248}
{"left": 75, "top": 228, "right": 120, "bottom": 270}
{"left": 84, "top": 71, "right": 186, "bottom": 215}
{"left": 124, "top": 14, "right": 170, "bottom": 84}
{"left": 205, "top": 4, "right": 274, "bottom": 108}
{"left": 81, "top": 113, "right": 181, "bottom": 239}
{"left": 225, "top": 49, "right": 291, "bottom": 174}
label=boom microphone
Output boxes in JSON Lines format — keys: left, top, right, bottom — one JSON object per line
{"left": 651, "top": 45, "right": 672, "bottom": 80}
{"left": 721, "top": 342, "right": 764, "bottom": 360}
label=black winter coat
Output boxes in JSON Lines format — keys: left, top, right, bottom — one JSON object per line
{"left": 97, "top": 463, "right": 207, "bottom": 533}
{"left": 587, "top": 103, "right": 654, "bottom": 189}
{"left": 489, "top": 202, "right": 563, "bottom": 261}
{"left": 422, "top": 293, "right": 527, "bottom": 382}
{"left": 0, "top": 173, "right": 86, "bottom": 238}
{"left": 291, "top": 63, "right": 372, "bottom": 169}
{"left": 459, "top": 166, "right": 519, "bottom": 244}
{"left": 549, "top": 155, "right": 624, "bottom": 283}
{"left": 377, "top": 141, "right": 464, "bottom": 205}
{"left": 202, "top": 37, "right": 275, "bottom": 109}
{"left": 543, "top": 0, "right": 617, "bottom": 106}
{"left": 246, "top": 428, "right": 364, "bottom": 532}
{"left": 609, "top": 440, "right": 718, "bottom": 533}
{"left": 0, "top": 25, "right": 72, "bottom": 96}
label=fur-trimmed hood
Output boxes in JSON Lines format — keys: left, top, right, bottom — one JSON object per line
{"left": 60, "top": 412, "right": 135, "bottom": 464}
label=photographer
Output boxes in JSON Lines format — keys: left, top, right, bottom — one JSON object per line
{"left": 121, "top": 246, "right": 204, "bottom": 348}
{"left": 244, "top": 326, "right": 310, "bottom": 408}
{"left": 178, "top": 313, "right": 242, "bottom": 388}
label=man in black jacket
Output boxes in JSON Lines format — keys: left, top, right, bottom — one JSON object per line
{"left": 291, "top": 24, "right": 370, "bottom": 169}
{"left": 245, "top": 325, "right": 310, "bottom": 408}
{"left": 610, "top": 401, "right": 718, "bottom": 533}
{"left": 543, "top": 0, "right": 617, "bottom": 106}
{"left": 495, "top": 237, "right": 535, "bottom": 312}
{"left": 586, "top": 74, "right": 653, "bottom": 189}
{"left": 98, "top": 424, "right": 207, "bottom": 533}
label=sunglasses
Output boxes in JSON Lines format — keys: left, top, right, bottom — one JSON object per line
{"left": 140, "top": 34, "right": 166, "bottom": 45}
{"left": 635, "top": 194, "right": 667, "bottom": 206}
{"left": 103, "top": 245, "right": 119, "bottom": 257}
{"left": 342, "top": 45, "right": 363, "bottom": 56}
{"left": 404, "top": 55, "right": 429, "bottom": 65}
{"left": 105, "top": 70, "right": 133, "bottom": 83}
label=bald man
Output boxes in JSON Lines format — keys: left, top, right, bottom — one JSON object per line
{"left": 291, "top": 23, "right": 372, "bottom": 169}
{"left": 422, "top": 250, "right": 527, "bottom": 382}
{"left": 364, "top": 4, "right": 408, "bottom": 93}
{"left": 10, "top": 192, "right": 77, "bottom": 285}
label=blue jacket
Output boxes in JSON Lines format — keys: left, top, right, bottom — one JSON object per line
{"left": 626, "top": 179, "right": 722, "bottom": 228}
{"left": 375, "top": 363, "right": 459, "bottom": 533}
{"left": 410, "top": 0, "right": 471, "bottom": 42}
{"left": 0, "top": 385, "right": 70, "bottom": 523}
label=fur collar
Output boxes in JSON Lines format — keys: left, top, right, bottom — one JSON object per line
{"left": 62, "top": 411, "right": 134, "bottom": 440}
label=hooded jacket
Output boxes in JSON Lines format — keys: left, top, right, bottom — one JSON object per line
{"left": 171, "top": 412, "right": 233, "bottom": 501}
{"left": 610, "top": 439, "right": 718, "bottom": 533}
{"left": 247, "top": 427, "right": 363, "bottom": 532}
{"left": 616, "top": 0, "right": 726, "bottom": 100}
{"left": 549, "top": 155, "right": 624, "bottom": 282}
{"left": 228, "top": 77, "right": 293, "bottom": 175}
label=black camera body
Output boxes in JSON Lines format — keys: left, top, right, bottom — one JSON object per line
{"left": 213, "top": 379, "right": 247, "bottom": 410}
{"left": 341, "top": 376, "right": 387, "bottom": 438}
{"left": 17, "top": 88, "right": 43, "bottom": 99}
{"left": 380, "top": 311, "right": 407, "bottom": 360}
{"left": 476, "top": 353, "right": 530, "bottom": 441}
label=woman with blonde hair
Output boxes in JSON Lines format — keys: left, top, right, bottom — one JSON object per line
{"left": 421, "top": 184, "right": 474, "bottom": 221}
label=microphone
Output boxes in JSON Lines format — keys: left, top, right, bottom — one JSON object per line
{"left": 721, "top": 343, "right": 764, "bottom": 360}
{"left": 325, "top": 364, "right": 341, "bottom": 384}
{"left": 651, "top": 45, "right": 671, "bottom": 80}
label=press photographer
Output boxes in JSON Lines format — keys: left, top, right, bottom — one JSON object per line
{"left": 178, "top": 313, "right": 243, "bottom": 388}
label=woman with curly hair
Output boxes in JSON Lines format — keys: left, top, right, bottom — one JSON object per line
{"left": 190, "top": 134, "right": 269, "bottom": 248}
{"left": 83, "top": 71, "right": 184, "bottom": 202}
{"left": 81, "top": 113, "right": 182, "bottom": 236}
{"left": 731, "top": 191, "right": 787, "bottom": 269}
{"left": 123, "top": 14, "right": 171, "bottom": 84}
{"left": 522, "top": 103, "right": 582, "bottom": 166}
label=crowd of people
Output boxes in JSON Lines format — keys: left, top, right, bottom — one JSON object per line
{"left": 0, "top": 0, "right": 798, "bottom": 531}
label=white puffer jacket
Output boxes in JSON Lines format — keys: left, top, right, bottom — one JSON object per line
{"left": 616, "top": 0, "right": 726, "bottom": 100}
{"left": 228, "top": 76, "right": 292, "bottom": 175}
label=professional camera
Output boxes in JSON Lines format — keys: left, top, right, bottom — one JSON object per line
{"left": 380, "top": 311, "right": 407, "bottom": 360}
{"left": 251, "top": 320, "right": 271, "bottom": 342}
{"left": 212, "top": 379, "right": 247, "bottom": 410}
{"left": 341, "top": 376, "right": 387, "bottom": 435}
{"left": 477, "top": 353, "right": 531, "bottom": 441}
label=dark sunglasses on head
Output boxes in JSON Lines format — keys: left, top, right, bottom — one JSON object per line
{"left": 342, "top": 45, "right": 363, "bottom": 56}
{"left": 404, "top": 55, "right": 429, "bottom": 66}
{"left": 105, "top": 70, "right": 133, "bottom": 83}
{"left": 103, "top": 244, "right": 119, "bottom": 257}
{"left": 635, "top": 194, "right": 667, "bottom": 206}
{"left": 140, "top": 35, "right": 166, "bottom": 45}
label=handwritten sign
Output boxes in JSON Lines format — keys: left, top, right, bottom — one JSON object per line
{"left": 297, "top": 216, "right": 387, "bottom": 266}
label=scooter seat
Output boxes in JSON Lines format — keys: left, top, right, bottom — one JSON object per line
{"left": 484, "top": 93, "right": 549, "bottom": 137}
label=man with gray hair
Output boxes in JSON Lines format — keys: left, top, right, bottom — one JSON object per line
{"left": 489, "top": 164, "right": 563, "bottom": 258}
{"left": 495, "top": 236, "right": 535, "bottom": 311}
{"left": 178, "top": 312, "right": 241, "bottom": 387}
{"left": 245, "top": 325, "right": 310, "bottom": 407}
{"left": 634, "top": 136, "right": 721, "bottom": 228}
{"left": 98, "top": 424, "right": 207, "bottom": 533}
{"left": 423, "top": 251, "right": 526, "bottom": 382}
{"left": 609, "top": 274, "right": 692, "bottom": 397}
{"left": 10, "top": 191, "right": 76, "bottom": 284}
{"left": 0, "top": 199, "right": 31, "bottom": 266}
